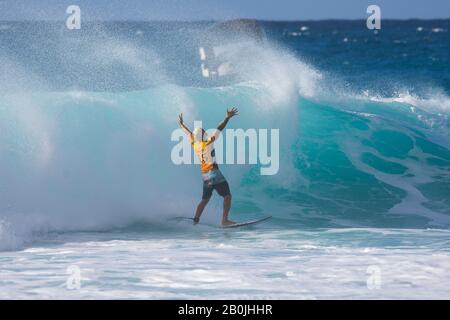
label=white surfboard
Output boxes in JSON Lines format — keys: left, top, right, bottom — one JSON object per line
{"left": 171, "top": 216, "right": 272, "bottom": 228}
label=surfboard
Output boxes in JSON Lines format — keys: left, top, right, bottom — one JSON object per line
{"left": 221, "top": 216, "right": 272, "bottom": 228}
{"left": 171, "top": 216, "right": 272, "bottom": 228}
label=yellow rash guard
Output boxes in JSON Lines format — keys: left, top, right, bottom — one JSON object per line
{"left": 191, "top": 131, "right": 220, "bottom": 173}
{"left": 191, "top": 130, "right": 230, "bottom": 199}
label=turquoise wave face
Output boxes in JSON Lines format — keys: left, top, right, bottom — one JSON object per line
{"left": 259, "top": 98, "right": 450, "bottom": 228}
{"left": 1, "top": 85, "right": 449, "bottom": 239}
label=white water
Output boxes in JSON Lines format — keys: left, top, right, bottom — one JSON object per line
{"left": 1, "top": 227, "right": 449, "bottom": 299}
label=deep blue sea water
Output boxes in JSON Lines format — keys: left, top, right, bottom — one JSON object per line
{"left": 0, "top": 20, "right": 450, "bottom": 298}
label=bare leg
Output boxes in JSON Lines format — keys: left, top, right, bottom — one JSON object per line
{"left": 221, "top": 195, "right": 235, "bottom": 226}
{"left": 194, "top": 198, "right": 210, "bottom": 224}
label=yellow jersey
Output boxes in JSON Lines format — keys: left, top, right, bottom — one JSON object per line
{"left": 191, "top": 135, "right": 218, "bottom": 173}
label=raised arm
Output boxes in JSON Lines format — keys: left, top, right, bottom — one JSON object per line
{"left": 178, "top": 113, "right": 193, "bottom": 140}
{"left": 217, "top": 107, "right": 238, "bottom": 131}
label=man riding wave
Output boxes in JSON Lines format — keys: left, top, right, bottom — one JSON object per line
{"left": 178, "top": 107, "right": 238, "bottom": 226}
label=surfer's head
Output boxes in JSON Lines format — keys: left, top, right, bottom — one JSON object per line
{"left": 193, "top": 127, "right": 207, "bottom": 142}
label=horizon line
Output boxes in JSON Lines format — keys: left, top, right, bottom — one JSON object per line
{"left": 1, "top": 18, "right": 450, "bottom": 23}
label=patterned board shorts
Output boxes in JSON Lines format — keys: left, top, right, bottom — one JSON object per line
{"left": 201, "top": 169, "right": 231, "bottom": 199}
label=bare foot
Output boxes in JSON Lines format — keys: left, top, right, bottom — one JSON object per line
{"left": 222, "top": 220, "right": 236, "bottom": 226}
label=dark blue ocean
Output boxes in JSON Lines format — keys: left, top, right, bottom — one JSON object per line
{"left": 0, "top": 20, "right": 450, "bottom": 298}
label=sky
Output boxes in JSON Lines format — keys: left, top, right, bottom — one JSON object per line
{"left": 0, "top": 0, "right": 449, "bottom": 21}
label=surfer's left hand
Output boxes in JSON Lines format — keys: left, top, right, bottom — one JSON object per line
{"left": 226, "top": 107, "right": 238, "bottom": 119}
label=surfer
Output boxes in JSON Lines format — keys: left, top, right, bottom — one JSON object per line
{"left": 178, "top": 107, "right": 238, "bottom": 226}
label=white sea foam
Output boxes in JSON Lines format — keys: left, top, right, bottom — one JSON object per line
{"left": 1, "top": 228, "right": 449, "bottom": 299}
{"left": 365, "top": 90, "right": 450, "bottom": 113}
